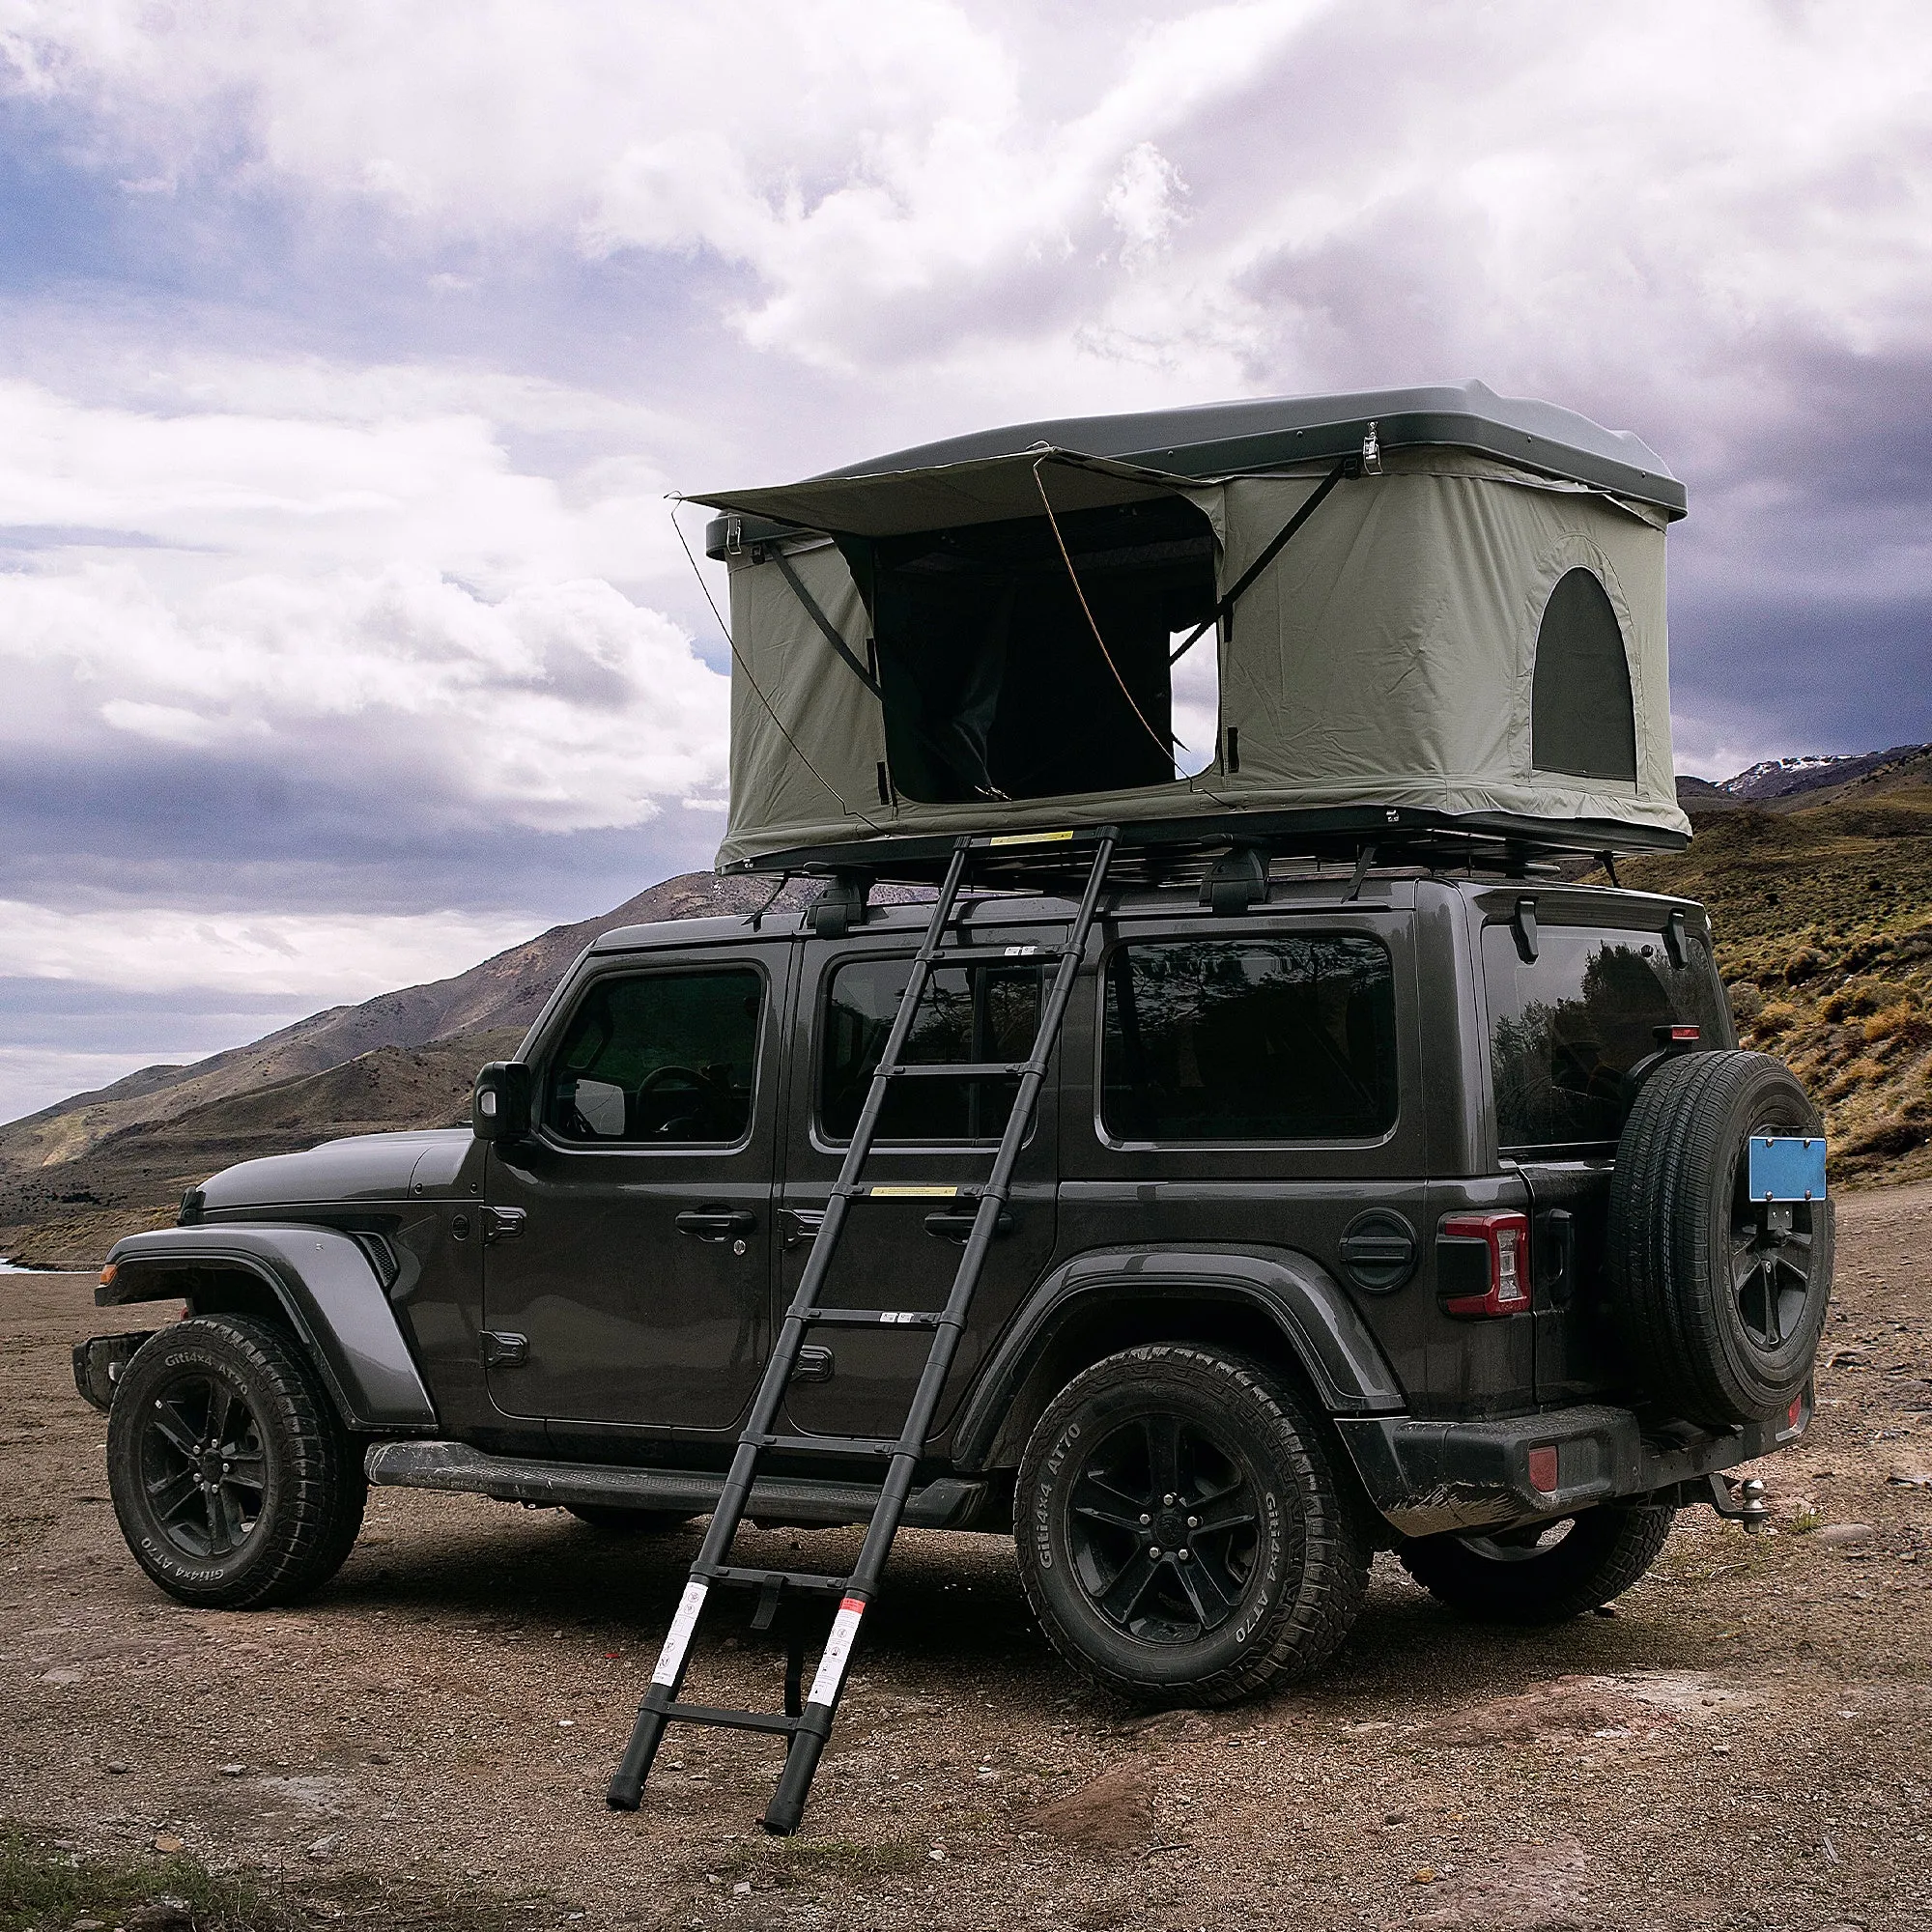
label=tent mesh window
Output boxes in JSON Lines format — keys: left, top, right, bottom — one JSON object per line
{"left": 837, "top": 495, "right": 1217, "bottom": 804}
{"left": 1530, "top": 567, "right": 1637, "bottom": 782}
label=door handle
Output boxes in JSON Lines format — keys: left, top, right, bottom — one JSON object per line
{"left": 482, "top": 1206, "right": 526, "bottom": 1244}
{"left": 790, "top": 1346, "right": 835, "bottom": 1385}
{"left": 674, "top": 1208, "right": 757, "bottom": 1241}
{"left": 923, "top": 1208, "right": 1014, "bottom": 1242}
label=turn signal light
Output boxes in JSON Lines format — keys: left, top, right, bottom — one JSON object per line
{"left": 1438, "top": 1210, "right": 1531, "bottom": 1318}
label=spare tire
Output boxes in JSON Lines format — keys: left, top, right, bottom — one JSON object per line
{"left": 1607, "top": 1050, "right": 1832, "bottom": 1428}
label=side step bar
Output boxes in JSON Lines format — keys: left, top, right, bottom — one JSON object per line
{"left": 364, "top": 1438, "right": 988, "bottom": 1531}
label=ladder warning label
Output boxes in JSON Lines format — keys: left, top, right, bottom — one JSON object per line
{"left": 808, "top": 1599, "right": 866, "bottom": 1708}
{"left": 651, "top": 1579, "right": 708, "bottom": 1686}
{"left": 867, "top": 1184, "right": 960, "bottom": 1199}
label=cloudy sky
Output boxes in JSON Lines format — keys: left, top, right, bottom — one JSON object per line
{"left": 1, "top": 0, "right": 1930, "bottom": 1123}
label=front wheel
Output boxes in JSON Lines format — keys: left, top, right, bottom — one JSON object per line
{"left": 1398, "top": 1503, "right": 1677, "bottom": 1624}
{"left": 1014, "top": 1345, "right": 1369, "bottom": 1706}
{"left": 107, "top": 1315, "right": 365, "bottom": 1608}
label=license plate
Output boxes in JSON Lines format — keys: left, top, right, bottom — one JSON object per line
{"left": 1747, "top": 1135, "right": 1827, "bottom": 1203}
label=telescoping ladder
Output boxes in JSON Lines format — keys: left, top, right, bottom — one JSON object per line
{"left": 607, "top": 829, "right": 1118, "bottom": 1834}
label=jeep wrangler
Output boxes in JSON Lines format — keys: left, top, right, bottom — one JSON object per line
{"left": 80, "top": 859, "right": 1828, "bottom": 1713}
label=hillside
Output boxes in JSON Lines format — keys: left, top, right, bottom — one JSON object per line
{"left": 0, "top": 872, "right": 822, "bottom": 1267}
{"left": 1619, "top": 746, "right": 1932, "bottom": 1185}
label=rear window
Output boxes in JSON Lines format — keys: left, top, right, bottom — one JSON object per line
{"left": 1102, "top": 936, "right": 1398, "bottom": 1142}
{"left": 820, "top": 956, "right": 1043, "bottom": 1143}
{"left": 1482, "top": 922, "right": 1726, "bottom": 1151}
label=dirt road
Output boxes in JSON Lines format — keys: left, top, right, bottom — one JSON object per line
{"left": 5, "top": 1188, "right": 1930, "bottom": 1931}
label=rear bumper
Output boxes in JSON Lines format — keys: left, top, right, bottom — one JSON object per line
{"left": 1338, "top": 1392, "right": 1810, "bottom": 1538}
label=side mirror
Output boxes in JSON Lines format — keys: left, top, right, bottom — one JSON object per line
{"left": 472, "top": 1062, "right": 531, "bottom": 1143}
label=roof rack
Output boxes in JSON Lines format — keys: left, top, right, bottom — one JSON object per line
{"left": 719, "top": 806, "right": 1681, "bottom": 894}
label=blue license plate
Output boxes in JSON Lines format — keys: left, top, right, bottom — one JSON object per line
{"left": 1747, "top": 1135, "right": 1827, "bottom": 1203}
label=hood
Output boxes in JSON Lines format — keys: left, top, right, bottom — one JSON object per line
{"left": 197, "top": 1128, "right": 475, "bottom": 1214}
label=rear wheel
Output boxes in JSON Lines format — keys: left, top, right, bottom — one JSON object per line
{"left": 107, "top": 1315, "right": 364, "bottom": 1608}
{"left": 564, "top": 1505, "right": 692, "bottom": 1534}
{"left": 1015, "top": 1345, "right": 1369, "bottom": 1705}
{"left": 1399, "top": 1503, "right": 1677, "bottom": 1624}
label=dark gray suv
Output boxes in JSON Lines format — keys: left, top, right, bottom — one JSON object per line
{"left": 81, "top": 863, "right": 1828, "bottom": 1706}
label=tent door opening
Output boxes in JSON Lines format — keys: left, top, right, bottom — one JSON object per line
{"left": 837, "top": 493, "right": 1218, "bottom": 805}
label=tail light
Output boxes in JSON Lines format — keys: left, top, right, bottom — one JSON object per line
{"left": 1437, "top": 1210, "right": 1531, "bottom": 1318}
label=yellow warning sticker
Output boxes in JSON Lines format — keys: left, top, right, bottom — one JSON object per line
{"left": 867, "top": 1184, "right": 961, "bottom": 1199}
{"left": 987, "top": 829, "right": 1074, "bottom": 847}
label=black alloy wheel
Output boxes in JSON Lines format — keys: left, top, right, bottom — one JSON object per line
{"left": 107, "top": 1314, "right": 365, "bottom": 1608}
{"left": 1065, "top": 1411, "right": 1260, "bottom": 1642}
{"left": 1729, "top": 1142, "right": 1822, "bottom": 1352}
{"left": 1016, "top": 1344, "right": 1369, "bottom": 1705}
{"left": 139, "top": 1370, "right": 268, "bottom": 1560}
{"left": 1400, "top": 1502, "right": 1678, "bottom": 1624}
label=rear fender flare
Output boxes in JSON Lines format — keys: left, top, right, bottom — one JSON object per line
{"left": 99, "top": 1224, "right": 438, "bottom": 1433}
{"left": 952, "top": 1244, "right": 1406, "bottom": 1470}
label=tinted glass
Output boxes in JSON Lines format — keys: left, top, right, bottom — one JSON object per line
{"left": 821, "top": 957, "right": 1042, "bottom": 1142}
{"left": 1483, "top": 923, "right": 1727, "bottom": 1151}
{"left": 546, "top": 968, "right": 762, "bottom": 1145}
{"left": 1101, "top": 937, "right": 1398, "bottom": 1142}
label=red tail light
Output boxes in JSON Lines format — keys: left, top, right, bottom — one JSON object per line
{"left": 1438, "top": 1210, "right": 1531, "bottom": 1318}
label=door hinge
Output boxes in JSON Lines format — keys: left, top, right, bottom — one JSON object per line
{"left": 480, "top": 1330, "right": 529, "bottom": 1368}
{"left": 789, "top": 1346, "right": 835, "bottom": 1385}
{"left": 483, "top": 1206, "right": 526, "bottom": 1243}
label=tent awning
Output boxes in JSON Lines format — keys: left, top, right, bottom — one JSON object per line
{"left": 683, "top": 448, "right": 1196, "bottom": 541}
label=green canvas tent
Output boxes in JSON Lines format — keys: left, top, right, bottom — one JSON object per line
{"left": 689, "top": 382, "right": 1690, "bottom": 874}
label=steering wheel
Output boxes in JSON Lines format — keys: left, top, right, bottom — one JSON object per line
{"left": 639, "top": 1065, "right": 707, "bottom": 1094}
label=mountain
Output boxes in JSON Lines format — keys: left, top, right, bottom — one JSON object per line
{"left": 0, "top": 872, "right": 824, "bottom": 1267}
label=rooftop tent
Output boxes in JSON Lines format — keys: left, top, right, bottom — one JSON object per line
{"left": 690, "top": 382, "right": 1691, "bottom": 871}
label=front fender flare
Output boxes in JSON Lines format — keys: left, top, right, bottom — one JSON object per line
{"left": 952, "top": 1243, "right": 1406, "bottom": 1469}
{"left": 99, "top": 1223, "right": 438, "bottom": 1433}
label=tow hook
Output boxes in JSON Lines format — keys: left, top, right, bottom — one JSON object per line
{"left": 1705, "top": 1472, "right": 1772, "bottom": 1531}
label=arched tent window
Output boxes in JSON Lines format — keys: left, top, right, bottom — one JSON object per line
{"left": 1530, "top": 567, "right": 1636, "bottom": 782}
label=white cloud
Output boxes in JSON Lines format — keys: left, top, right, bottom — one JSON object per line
{"left": 0, "top": 375, "right": 731, "bottom": 833}
{"left": 0, "top": 898, "right": 534, "bottom": 1000}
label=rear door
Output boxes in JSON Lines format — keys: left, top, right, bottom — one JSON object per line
{"left": 776, "top": 919, "right": 1061, "bottom": 1446}
{"left": 1473, "top": 891, "right": 1731, "bottom": 1403}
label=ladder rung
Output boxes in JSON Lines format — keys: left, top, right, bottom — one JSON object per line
{"left": 803, "top": 1307, "right": 943, "bottom": 1329}
{"left": 756, "top": 1432, "right": 907, "bottom": 1458}
{"left": 697, "top": 1565, "right": 850, "bottom": 1597}
{"left": 926, "top": 945, "right": 1065, "bottom": 963}
{"left": 664, "top": 1701, "right": 799, "bottom": 1737}
{"left": 882, "top": 1060, "right": 1029, "bottom": 1080}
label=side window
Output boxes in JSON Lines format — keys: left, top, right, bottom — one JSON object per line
{"left": 1101, "top": 936, "right": 1398, "bottom": 1143}
{"left": 820, "top": 957, "right": 1042, "bottom": 1143}
{"left": 1530, "top": 567, "right": 1637, "bottom": 782}
{"left": 1483, "top": 923, "right": 1725, "bottom": 1151}
{"left": 546, "top": 967, "right": 763, "bottom": 1146}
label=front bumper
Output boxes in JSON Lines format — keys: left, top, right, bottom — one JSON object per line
{"left": 72, "top": 1330, "right": 158, "bottom": 1411}
{"left": 1338, "top": 1391, "right": 1810, "bottom": 1538}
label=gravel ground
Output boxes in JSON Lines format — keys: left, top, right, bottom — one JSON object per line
{"left": 5, "top": 1187, "right": 1930, "bottom": 1932}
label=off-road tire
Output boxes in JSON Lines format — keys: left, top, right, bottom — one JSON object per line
{"left": 1399, "top": 1503, "right": 1677, "bottom": 1624}
{"left": 1607, "top": 1050, "right": 1833, "bottom": 1427}
{"left": 565, "top": 1506, "right": 693, "bottom": 1534}
{"left": 1014, "top": 1345, "right": 1370, "bottom": 1706}
{"left": 107, "top": 1315, "right": 364, "bottom": 1608}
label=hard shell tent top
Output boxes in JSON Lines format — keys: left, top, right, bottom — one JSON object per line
{"left": 691, "top": 381, "right": 1690, "bottom": 875}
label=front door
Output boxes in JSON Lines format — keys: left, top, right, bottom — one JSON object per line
{"left": 483, "top": 949, "right": 784, "bottom": 1436}
{"left": 777, "top": 929, "right": 1060, "bottom": 1446}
